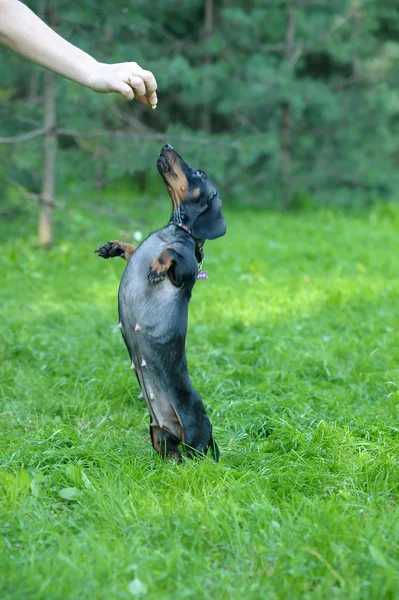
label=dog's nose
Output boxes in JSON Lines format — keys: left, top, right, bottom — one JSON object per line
{"left": 163, "top": 144, "right": 173, "bottom": 151}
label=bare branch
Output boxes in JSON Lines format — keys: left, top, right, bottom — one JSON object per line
{"left": 0, "top": 127, "right": 48, "bottom": 144}
{"left": 5, "top": 176, "right": 39, "bottom": 201}
{"left": 14, "top": 115, "right": 41, "bottom": 127}
{"left": 0, "top": 125, "right": 244, "bottom": 149}
{"left": 290, "top": 45, "right": 303, "bottom": 66}
{"left": 284, "top": 0, "right": 297, "bottom": 61}
{"left": 56, "top": 128, "right": 243, "bottom": 148}
{"left": 234, "top": 113, "right": 261, "bottom": 135}
{"left": 325, "top": 4, "right": 358, "bottom": 40}
{"left": 261, "top": 43, "right": 285, "bottom": 53}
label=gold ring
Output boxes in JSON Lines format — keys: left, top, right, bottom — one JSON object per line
{"left": 128, "top": 75, "right": 135, "bottom": 84}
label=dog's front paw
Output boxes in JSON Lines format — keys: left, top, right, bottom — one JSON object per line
{"left": 95, "top": 241, "right": 125, "bottom": 260}
{"left": 148, "top": 266, "right": 166, "bottom": 284}
{"left": 148, "top": 251, "right": 173, "bottom": 284}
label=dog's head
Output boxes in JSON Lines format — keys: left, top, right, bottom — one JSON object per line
{"left": 157, "top": 144, "right": 226, "bottom": 240}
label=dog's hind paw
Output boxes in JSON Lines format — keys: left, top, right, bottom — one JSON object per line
{"left": 148, "top": 266, "right": 166, "bottom": 284}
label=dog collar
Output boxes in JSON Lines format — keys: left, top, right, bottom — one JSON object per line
{"left": 169, "top": 220, "right": 205, "bottom": 273}
{"left": 170, "top": 220, "right": 192, "bottom": 235}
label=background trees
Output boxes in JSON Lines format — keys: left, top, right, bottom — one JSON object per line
{"left": 1, "top": 0, "right": 398, "bottom": 233}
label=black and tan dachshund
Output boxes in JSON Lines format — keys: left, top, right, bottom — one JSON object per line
{"left": 95, "top": 144, "right": 226, "bottom": 461}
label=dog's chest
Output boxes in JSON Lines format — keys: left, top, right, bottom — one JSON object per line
{"left": 118, "top": 231, "right": 196, "bottom": 344}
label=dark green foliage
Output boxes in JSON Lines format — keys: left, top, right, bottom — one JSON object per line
{"left": 1, "top": 1, "right": 398, "bottom": 207}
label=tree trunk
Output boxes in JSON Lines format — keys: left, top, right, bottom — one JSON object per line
{"left": 201, "top": 0, "right": 214, "bottom": 132}
{"left": 38, "top": 69, "right": 56, "bottom": 248}
{"left": 281, "top": 0, "right": 296, "bottom": 210}
{"left": 27, "top": 70, "right": 40, "bottom": 106}
{"left": 38, "top": 2, "right": 57, "bottom": 248}
{"left": 28, "top": 4, "right": 44, "bottom": 107}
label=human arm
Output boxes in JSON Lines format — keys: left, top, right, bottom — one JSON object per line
{"left": 0, "top": 0, "right": 157, "bottom": 107}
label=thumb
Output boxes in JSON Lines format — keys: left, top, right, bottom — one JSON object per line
{"left": 115, "top": 81, "right": 135, "bottom": 100}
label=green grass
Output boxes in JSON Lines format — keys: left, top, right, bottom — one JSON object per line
{"left": 2, "top": 191, "right": 399, "bottom": 599}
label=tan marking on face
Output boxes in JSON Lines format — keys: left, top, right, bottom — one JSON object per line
{"left": 193, "top": 187, "right": 201, "bottom": 198}
{"left": 162, "top": 159, "right": 189, "bottom": 209}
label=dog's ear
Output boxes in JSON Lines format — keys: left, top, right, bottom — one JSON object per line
{"left": 190, "top": 193, "right": 226, "bottom": 240}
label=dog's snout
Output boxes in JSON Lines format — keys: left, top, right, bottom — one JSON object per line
{"left": 163, "top": 144, "right": 174, "bottom": 151}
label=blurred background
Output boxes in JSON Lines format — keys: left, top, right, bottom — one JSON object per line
{"left": 1, "top": 0, "right": 399, "bottom": 247}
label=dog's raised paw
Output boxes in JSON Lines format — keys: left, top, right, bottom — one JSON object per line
{"left": 95, "top": 241, "right": 125, "bottom": 260}
{"left": 148, "top": 267, "right": 165, "bottom": 284}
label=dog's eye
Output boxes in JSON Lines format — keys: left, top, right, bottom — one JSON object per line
{"left": 195, "top": 170, "right": 202, "bottom": 177}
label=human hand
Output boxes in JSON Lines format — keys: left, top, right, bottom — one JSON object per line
{"left": 87, "top": 62, "right": 158, "bottom": 108}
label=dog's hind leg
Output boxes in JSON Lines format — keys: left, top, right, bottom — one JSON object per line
{"left": 181, "top": 413, "right": 220, "bottom": 462}
{"left": 150, "top": 426, "right": 182, "bottom": 462}
{"left": 95, "top": 241, "right": 136, "bottom": 262}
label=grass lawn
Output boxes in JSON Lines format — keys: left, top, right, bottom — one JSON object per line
{"left": 1, "top": 190, "right": 399, "bottom": 599}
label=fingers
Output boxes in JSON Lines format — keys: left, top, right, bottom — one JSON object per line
{"left": 127, "top": 85, "right": 157, "bottom": 109}
{"left": 115, "top": 77, "right": 154, "bottom": 105}
{"left": 147, "top": 90, "right": 158, "bottom": 108}
{"left": 89, "top": 62, "right": 158, "bottom": 107}
{"left": 135, "top": 92, "right": 158, "bottom": 109}
{"left": 138, "top": 68, "right": 157, "bottom": 94}
{"left": 124, "top": 63, "right": 158, "bottom": 108}
{"left": 124, "top": 80, "right": 157, "bottom": 108}
{"left": 127, "top": 75, "right": 146, "bottom": 97}
{"left": 117, "top": 81, "right": 135, "bottom": 101}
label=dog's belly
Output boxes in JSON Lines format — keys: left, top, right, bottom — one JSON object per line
{"left": 117, "top": 233, "right": 193, "bottom": 440}
{"left": 118, "top": 233, "right": 190, "bottom": 342}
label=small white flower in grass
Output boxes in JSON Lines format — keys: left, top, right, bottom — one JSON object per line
{"left": 133, "top": 231, "right": 143, "bottom": 242}
{"left": 128, "top": 577, "right": 147, "bottom": 597}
